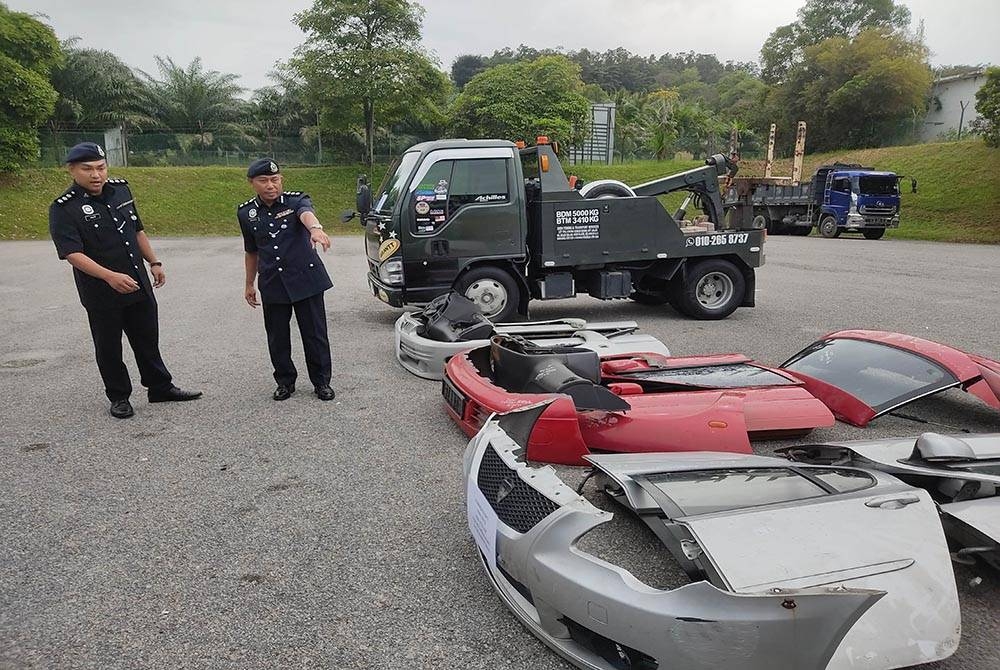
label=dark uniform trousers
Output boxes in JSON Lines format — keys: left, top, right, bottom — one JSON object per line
{"left": 262, "top": 293, "right": 331, "bottom": 388}
{"left": 86, "top": 297, "right": 173, "bottom": 401}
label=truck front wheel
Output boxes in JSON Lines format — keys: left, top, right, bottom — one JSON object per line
{"left": 862, "top": 228, "right": 886, "bottom": 240}
{"left": 675, "top": 259, "right": 746, "bottom": 320}
{"left": 819, "top": 216, "right": 841, "bottom": 238}
{"left": 454, "top": 267, "right": 519, "bottom": 322}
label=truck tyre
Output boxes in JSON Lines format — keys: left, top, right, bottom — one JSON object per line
{"left": 454, "top": 266, "right": 519, "bottom": 322}
{"left": 863, "top": 228, "right": 886, "bottom": 240}
{"left": 752, "top": 214, "right": 771, "bottom": 233}
{"left": 580, "top": 181, "right": 636, "bottom": 199}
{"left": 675, "top": 259, "right": 745, "bottom": 320}
{"left": 819, "top": 216, "right": 841, "bottom": 238}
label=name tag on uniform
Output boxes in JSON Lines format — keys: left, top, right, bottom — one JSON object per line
{"left": 274, "top": 209, "right": 294, "bottom": 218}
{"left": 85, "top": 213, "right": 102, "bottom": 221}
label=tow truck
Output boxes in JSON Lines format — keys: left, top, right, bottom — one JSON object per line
{"left": 350, "top": 137, "right": 764, "bottom": 321}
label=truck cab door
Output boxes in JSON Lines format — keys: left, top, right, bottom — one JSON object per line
{"left": 402, "top": 149, "right": 526, "bottom": 290}
{"left": 824, "top": 175, "right": 852, "bottom": 223}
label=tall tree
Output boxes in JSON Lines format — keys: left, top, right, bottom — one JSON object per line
{"left": 292, "top": 0, "right": 446, "bottom": 165}
{"left": 766, "top": 29, "right": 932, "bottom": 151}
{"left": 972, "top": 67, "right": 1000, "bottom": 147}
{"left": 450, "top": 55, "right": 590, "bottom": 145}
{"left": 143, "top": 56, "right": 247, "bottom": 148}
{"left": 0, "top": 3, "right": 61, "bottom": 171}
{"left": 49, "top": 42, "right": 157, "bottom": 161}
{"left": 451, "top": 54, "right": 486, "bottom": 90}
{"left": 761, "top": 0, "right": 912, "bottom": 83}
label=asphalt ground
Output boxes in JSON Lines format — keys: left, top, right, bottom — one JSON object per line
{"left": 1, "top": 234, "right": 998, "bottom": 670}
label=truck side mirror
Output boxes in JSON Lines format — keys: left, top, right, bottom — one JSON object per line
{"left": 356, "top": 175, "right": 371, "bottom": 220}
{"left": 340, "top": 209, "right": 356, "bottom": 224}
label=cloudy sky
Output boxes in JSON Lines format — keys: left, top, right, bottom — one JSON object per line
{"left": 12, "top": 0, "right": 1000, "bottom": 92}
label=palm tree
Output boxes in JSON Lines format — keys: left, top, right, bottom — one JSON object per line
{"left": 142, "top": 56, "right": 249, "bottom": 151}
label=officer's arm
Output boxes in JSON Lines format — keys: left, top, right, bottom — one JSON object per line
{"left": 65, "top": 253, "right": 140, "bottom": 293}
{"left": 135, "top": 231, "right": 161, "bottom": 265}
{"left": 299, "top": 210, "right": 331, "bottom": 251}
{"left": 244, "top": 252, "right": 259, "bottom": 308}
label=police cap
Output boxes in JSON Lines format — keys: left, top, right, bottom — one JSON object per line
{"left": 247, "top": 158, "right": 281, "bottom": 178}
{"left": 66, "top": 142, "right": 106, "bottom": 164}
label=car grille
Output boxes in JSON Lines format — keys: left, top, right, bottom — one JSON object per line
{"left": 442, "top": 377, "right": 466, "bottom": 416}
{"left": 477, "top": 446, "right": 560, "bottom": 533}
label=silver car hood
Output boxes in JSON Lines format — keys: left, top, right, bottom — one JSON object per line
{"left": 464, "top": 405, "right": 897, "bottom": 670}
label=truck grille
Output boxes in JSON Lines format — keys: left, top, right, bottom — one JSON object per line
{"left": 477, "top": 446, "right": 560, "bottom": 533}
{"left": 859, "top": 206, "right": 896, "bottom": 216}
{"left": 442, "top": 377, "right": 467, "bottom": 417}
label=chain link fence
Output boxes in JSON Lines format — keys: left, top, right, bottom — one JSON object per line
{"left": 36, "top": 130, "right": 424, "bottom": 167}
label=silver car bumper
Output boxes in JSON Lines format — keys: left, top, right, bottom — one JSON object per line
{"left": 396, "top": 313, "right": 670, "bottom": 380}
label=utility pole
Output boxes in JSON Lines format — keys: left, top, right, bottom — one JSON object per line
{"left": 958, "top": 100, "right": 970, "bottom": 140}
{"left": 316, "top": 111, "right": 323, "bottom": 165}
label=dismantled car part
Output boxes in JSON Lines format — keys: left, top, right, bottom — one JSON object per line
{"left": 781, "top": 432, "right": 1000, "bottom": 571}
{"left": 464, "top": 404, "right": 960, "bottom": 670}
{"left": 396, "top": 292, "right": 670, "bottom": 380}
{"left": 782, "top": 330, "right": 1000, "bottom": 427}
{"left": 444, "top": 335, "right": 834, "bottom": 465}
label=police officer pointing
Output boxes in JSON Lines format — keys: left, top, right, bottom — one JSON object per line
{"left": 48, "top": 142, "right": 202, "bottom": 418}
{"left": 238, "top": 158, "right": 335, "bottom": 401}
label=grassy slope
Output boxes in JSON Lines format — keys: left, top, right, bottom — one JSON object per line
{"left": 2, "top": 140, "right": 996, "bottom": 243}
{"left": 0, "top": 165, "right": 386, "bottom": 240}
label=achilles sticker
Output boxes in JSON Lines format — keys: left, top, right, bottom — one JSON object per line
{"left": 414, "top": 201, "right": 431, "bottom": 215}
{"left": 685, "top": 232, "right": 751, "bottom": 248}
{"left": 474, "top": 194, "right": 507, "bottom": 203}
{"left": 554, "top": 208, "right": 601, "bottom": 241}
{"left": 378, "top": 238, "right": 400, "bottom": 262}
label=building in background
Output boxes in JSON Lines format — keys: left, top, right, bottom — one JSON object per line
{"left": 921, "top": 69, "right": 988, "bottom": 141}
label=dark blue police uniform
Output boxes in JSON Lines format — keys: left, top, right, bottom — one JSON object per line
{"left": 237, "top": 188, "right": 334, "bottom": 390}
{"left": 49, "top": 177, "right": 173, "bottom": 401}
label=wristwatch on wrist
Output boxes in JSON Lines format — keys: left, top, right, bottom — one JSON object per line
{"left": 149, "top": 261, "right": 163, "bottom": 267}
{"left": 309, "top": 224, "right": 323, "bottom": 231}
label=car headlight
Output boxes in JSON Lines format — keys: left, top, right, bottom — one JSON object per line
{"left": 378, "top": 259, "right": 404, "bottom": 285}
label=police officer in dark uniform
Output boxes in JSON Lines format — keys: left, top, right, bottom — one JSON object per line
{"left": 48, "top": 142, "right": 202, "bottom": 418}
{"left": 238, "top": 158, "right": 335, "bottom": 401}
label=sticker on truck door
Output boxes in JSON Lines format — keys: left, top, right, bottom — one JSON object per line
{"left": 685, "top": 232, "right": 750, "bottom": 248}
{"left": 378, "top": 238, "right": 400, "bottom": 261}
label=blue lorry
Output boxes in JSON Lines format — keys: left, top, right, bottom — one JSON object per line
{"left": 748, "top": 163, "right": 901, "bottom": 239}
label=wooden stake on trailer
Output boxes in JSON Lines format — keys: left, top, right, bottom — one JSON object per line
{"left": 765, "top": 124, "right": 776, "bottom": 178}
{"left": 792, "top": 121, "right": 807, "bottom": 185}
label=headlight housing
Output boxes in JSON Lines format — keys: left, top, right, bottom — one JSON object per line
{"left": 378, "top": 259, "right": 404, "bottom": 285}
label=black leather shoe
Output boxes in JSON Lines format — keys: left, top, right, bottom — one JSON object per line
{"left": 314, "top": 385, "right": 335, "bottom": 401}
{"left": 110, "top": 399, "right": 134, "bottom": 419}
{"left": 273, "top": 384, "right": 295, "bottom": 401}
{"left": 148, "top": 386, "right": 203, "bottom": 403}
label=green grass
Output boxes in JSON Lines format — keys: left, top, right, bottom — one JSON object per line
{"left": 2, "top": 139, "right": 997, "bottom": 243}
{"left": 0, "top": 165, "right": 386, "bottom": 240}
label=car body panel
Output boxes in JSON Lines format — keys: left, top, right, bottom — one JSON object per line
{"left": 586, "top": 451, "right": 962, "bottom": 670}
{"left": 444, "top": 345, "right": 834, "bottom": 465}
{"left": 780, "top": 433, "right": 1000, "bottom": 571}
{"left": 464, "top": 411, "right": 885, "bottom": 670}
{"left": 781, "top": 330, "right": 1000, "bottom": 426}
{"left": 396, "top": 312, "right": 670, "bottom": 380}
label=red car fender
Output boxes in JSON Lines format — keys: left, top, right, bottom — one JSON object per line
{"left": 969, "top": 355, "right": 1000, "bottom": 410}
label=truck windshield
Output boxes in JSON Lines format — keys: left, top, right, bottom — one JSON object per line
{"left": 859, "top": 177, "right": 898, "bottom": 196}
{"left": 374, "top": 151, "right": 420, "bottom": 214}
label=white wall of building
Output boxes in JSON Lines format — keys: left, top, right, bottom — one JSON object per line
{"left": 921, "top": 71, "right": 987, "bottom": 141}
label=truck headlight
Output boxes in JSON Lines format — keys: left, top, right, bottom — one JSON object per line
{"left": 378, "top": 259, "right": 404, "bottom": 285}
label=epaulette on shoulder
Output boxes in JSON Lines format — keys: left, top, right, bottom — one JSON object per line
{"left": 238, "top": 198, "right": 256, "bottom": 209}
{"left": 283, "top": 190, "right": 304, "bottom": 196}
{"left": 54, "top": 189, "right": 78, "bottom": 206}
{"left": 107, "top": 178, "right": 129, "bottom": 185}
